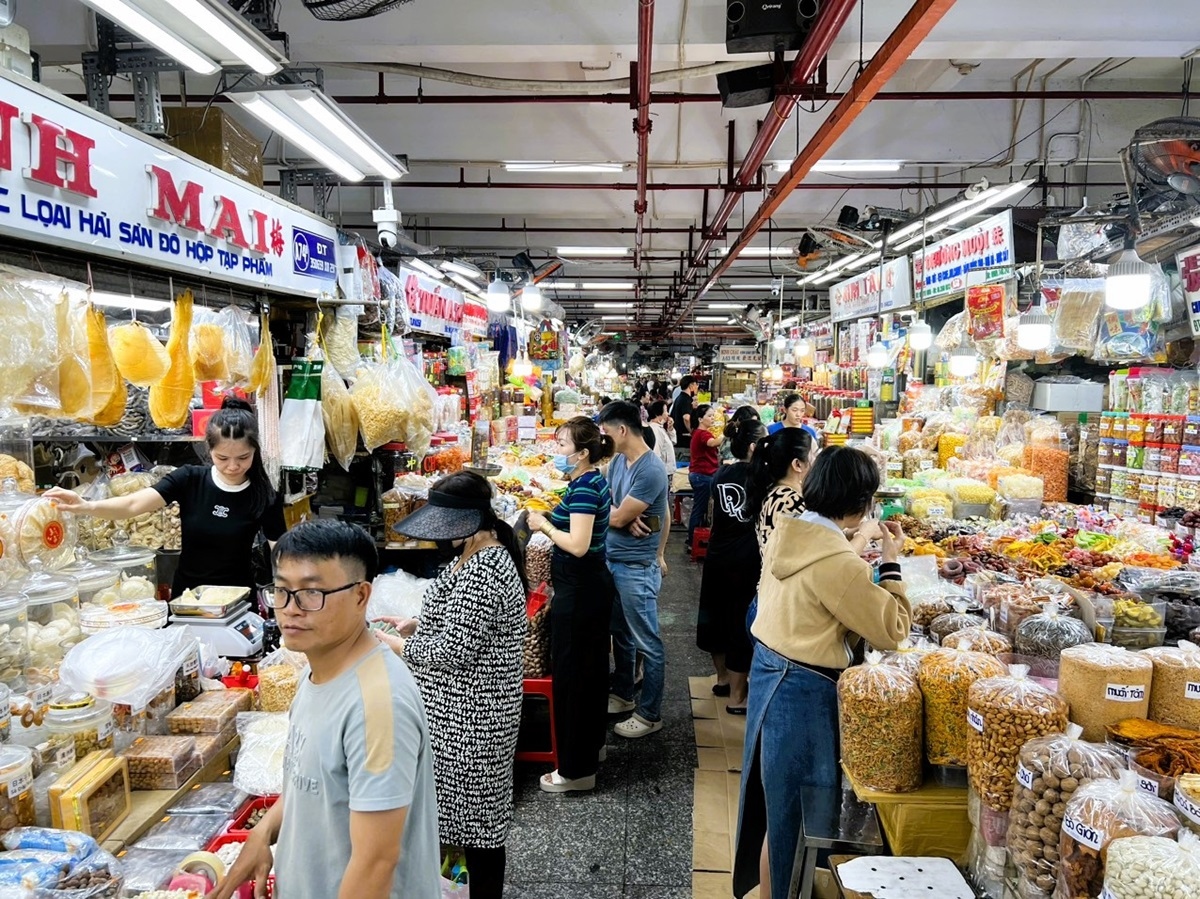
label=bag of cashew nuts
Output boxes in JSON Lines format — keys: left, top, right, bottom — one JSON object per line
{"left": 1102, "top": 830, "right": 1200, "bottom": 899}
{"left": 966, "top": 665, "right": 1069, "bottom": 812}
{"left": 917, "top": 644, "right": 1007, "bottom": 767}
{"left": 1005, "top": 723, "right": 1126, "bottom": 899}
{"left": 838, "top": 651, "right": 923, "bottom": 792}
{"left": 1056, "top": 769, "right": 1180, "bottom": 899}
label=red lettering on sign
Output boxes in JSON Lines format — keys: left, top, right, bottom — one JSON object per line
{"left": 404, "top": 274, "right": 464, "bottom": 326}
{"left": 247, "top": 208, "right": 270, "bottom": 254}
{"left": 24, "top": 114, "right": 97, "bottom": 197}
{"left": 0, "top": 101, "right": 17, "bottom": 172}
{"left": 147, "top": 165, "right": 204, "bottom": 232}
{"left": 208, "top": 195, "right": 251, "bottom": 250}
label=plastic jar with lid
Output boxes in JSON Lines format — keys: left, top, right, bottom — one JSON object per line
{"left": 58, "top": 551, "right": 120, "bottom": 606}
{"left": 1128, "top": 414, "right": 1148, "bottom": 445}
{"left": 45, "top": 692, "right": 114, "bottom": 758}
{"left": 13, "top": 561, "right": 80, "bottom": 685}
{"left": 88, "top": 532, "right": 156, "bottom": 584}
{"left": 0, "top": 745, "right": 34, "bottom": 834}
{"left": 1163, "top": 415, "right": 1186, "bottom": 446}
{"left": 0, "top": 590, "right": 27, "bottom": 693}
{"left": 1112, "top": 440, "right": 1129, "bottom": 468}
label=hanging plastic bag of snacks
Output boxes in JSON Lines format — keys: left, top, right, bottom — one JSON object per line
{"left": 1102, "top": 830, "right": 1200, "bottom": 899}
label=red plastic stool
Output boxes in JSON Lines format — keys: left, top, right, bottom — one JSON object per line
{"left": 691, "top": 527, "right": 711, "bottom": 562}
{"left": 673, "top": 491, "right": 693, "bottom": 526}
{"left": 516, "top": 677, "right": 557, "bottom": 766}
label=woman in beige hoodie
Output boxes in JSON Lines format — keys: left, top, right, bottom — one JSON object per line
{"left": 732, "top": 447, "right": 912, "bottom": 899}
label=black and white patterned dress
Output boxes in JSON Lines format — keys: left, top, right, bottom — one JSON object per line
{"left": 403, "top": 546, "right": 528, "bottom": 848}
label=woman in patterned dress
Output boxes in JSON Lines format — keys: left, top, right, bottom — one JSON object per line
{"left": 379, "top": 472, "right": 528, "bottom": 899}
{"left": 752, "top": 428, "right": 817, "bottom": 554}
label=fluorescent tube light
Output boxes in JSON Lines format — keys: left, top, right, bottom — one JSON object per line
{"left": 696, "top": 316, "right": 729, "bottom": 322}
{"left": 577, "top": 282, "right": 636, "bottom": 291}
{"left": 406, "top": 259, "right": 446, "bottom": 281}
{"left": 706, "top": 303, "right": 749, "bottom": 310}
{"left": 719, "top": 283, "right": 777, "bottom": 291}
{"left": 787, "top": 159, "right": 904, "bottom": 173}
{"left": 440, "top": 261, "right": 484, "bottom": 281}
{"left": 447, "top": 273, "right": 484, "bottom": 293}
{"left": 76, "top": 0, "right": 287, "bottom": 76}
{"left": 505, "top": 163, "right": 626, "bottom": 174}
{"left": 601, "top": 316, "right": 634, "bottom": 321}
{"left": 592, "top": 302, "right": 630, "bottom": 310}
{"left": 226, "top": 88, "right": 406, "bottom": 181}
{"left": 716, "top": 247, "right": 795, "bottom": 257}
{"left": 555, "top": 246, "right": 630, "bottom": 256}
{"left": 88, "top": 292, "right": 173, "bottom": 313}
{"left": 544, "top": 281, "right": 577, "bottom": 290}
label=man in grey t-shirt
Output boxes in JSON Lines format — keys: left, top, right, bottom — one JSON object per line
{"left": 209, "top": 521, "right": 441, "bottom": 899}
{"left": 598, "top": 401, "right": 670, "bottom": 740}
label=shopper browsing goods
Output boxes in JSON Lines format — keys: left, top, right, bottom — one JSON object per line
{"left": 47, "top": 397, "right": 286, "bottom": 595}
{"left": 670, "top": 376, "right": 700, "bottom": 449}
{"left": 207, "top": 520, "right": 442, "bottom": 899}
{"left": 598, "top": 401, "right": 670, "bottom": 739}
{"left": 686, "top": 404, "right": 721, "bottom": 552}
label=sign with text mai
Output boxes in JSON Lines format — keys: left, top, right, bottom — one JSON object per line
{"left": 0, "top": 70, "right": 338, "bottom": 294}
{"left": 830, "top": 256, "right": 912, "bottom": 323}
{"left": 913, "top": 209, "right": 1014, "bottom": 301}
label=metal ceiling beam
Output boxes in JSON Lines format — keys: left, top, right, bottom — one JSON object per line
{"left": 633, "top": 0, "right": 655, "bottom": 268}
{"left": 671, "top": 0, "right": 960, "bottom": 330}
{"left": 290, "top": 178, "right": 1120, "bottom": 192}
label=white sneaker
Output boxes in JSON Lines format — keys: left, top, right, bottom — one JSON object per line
{"left": 607, "top": 694, "right": 635, "bottom": 714}
{"left": 615, "top": 714, "right": 663, "bottom": 739}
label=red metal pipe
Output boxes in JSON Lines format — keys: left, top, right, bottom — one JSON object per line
{"left": 633, "top": 0, "right": 656, "bottom": 267}
{"left": 678, "top": 0, "right": 859, "bottom": 293}
{"left": 675, "top": 0, "right": 960, "bottom": 331}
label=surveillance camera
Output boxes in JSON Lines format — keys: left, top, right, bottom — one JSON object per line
{"left": 373, "top": 205, "right": 403, "bottom": 250}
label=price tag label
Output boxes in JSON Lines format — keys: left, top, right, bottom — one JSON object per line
{"left": 1186, "top": 681, "right": 1200, "bottom": 700}
{"left": 1175, "top": 786, "right": 1200, "bottom": 825}
{"left": 55, "top": 743, "right": 75, "bottom": 769}
{"left": 967, "top": 708, "right": 985, "bottom": 733}
{"left": 926, "top": 507, "right": 947, "bottom": 518}
{"left": 919, "top": 460, "right": 934, "bottom": 470}
{"left": 7, "top": 770, "right": 31, "bottom": 799}
{"left": 1063, "top": 812, "right": 1105, "bottom": 851}
{"left": 97, "top": 718, "right": 114, "bottom": 743}
{"left": 0, "top": 706, "right": 10, "bottom": 732}
{"left": 1105, "top": 683, "right": 1146, "bottom": 702}
{"left": 1017, "top": 762, "right": 1035, "bottom": 791}
{"left": 30, "top": 684, "right": 52, "bottom": 709}
{"left": 1136, "top": 775, "right": 1160, "bottom": 797}
{"left": 182, "top": 655, "right": 200, "bottom": 677}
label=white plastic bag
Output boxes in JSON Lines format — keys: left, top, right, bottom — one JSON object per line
{"left": 234, "top": 711, "right": 289, "bottom": 796}
{"left": 279, "top": 358, "right": 325, "bottom": 470}
{"left": 368, "top": 570, "right": 432, "bottom": 621}
{"left": 59, "top": 626, "right": 198, "bottom": 708}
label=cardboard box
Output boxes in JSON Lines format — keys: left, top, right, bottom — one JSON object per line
{"left": 163, "top": 107, "right": 264, "bottom": 187}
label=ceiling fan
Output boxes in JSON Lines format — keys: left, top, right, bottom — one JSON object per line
{"left": 775, "top": 227, "right": 877, "bottom": 276}
{"left": 571, "top": 319, "right": 607, "bottom": 347}
{"left": 1120, "top": 117, "right": 1200, "bottom": 261}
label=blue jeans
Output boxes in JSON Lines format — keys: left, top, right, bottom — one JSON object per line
{"left": 688, "top": 472, "right": 713, "bottom": 546}
{"left": 608, "top": 559, "right": 665, "bottom": 723}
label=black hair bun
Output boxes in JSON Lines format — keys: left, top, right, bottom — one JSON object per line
{"left": 220, "top": 396, "right": 254, "bottom": 412}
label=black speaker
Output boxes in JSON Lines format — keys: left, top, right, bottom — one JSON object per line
{"left": 726, "top": 0, "right": 820, "bottom": 55}
{"left": 717, "top": 64, "right": 777, "bottom": 108}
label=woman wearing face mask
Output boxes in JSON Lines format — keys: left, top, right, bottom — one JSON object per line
{"left": 379, "top": 471, "right": 528, "bottom": 899}
{"left": 526, "top": 417, "right": 616, "bottom": 793}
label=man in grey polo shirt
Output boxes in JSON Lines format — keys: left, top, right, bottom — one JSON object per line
{"left": 208, "top": 521, "right": 441, "bottom": 899}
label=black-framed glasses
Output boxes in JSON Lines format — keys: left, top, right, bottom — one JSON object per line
{"left": 259, "top": 582, "right": 364, "bottom": 613}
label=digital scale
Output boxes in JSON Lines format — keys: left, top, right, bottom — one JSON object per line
{"left": 170, "top": 601, "right": 264, "bottom": 658}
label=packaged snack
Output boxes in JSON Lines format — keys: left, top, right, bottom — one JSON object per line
{"left": 1101, "top": 830, "right": 1200, "bottom": 899}
{"left": 1057, "top": 644, "right": 1153, "bottom": 742}
{"left": 838, "top": 652, "right": 923, "bottom": 793}
{"left": 917, "top": 646, "right": 1006, "bottom": 767}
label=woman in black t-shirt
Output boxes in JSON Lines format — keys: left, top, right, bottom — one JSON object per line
{"left": 47, "top": 398, "right": 285, "bottom": 595}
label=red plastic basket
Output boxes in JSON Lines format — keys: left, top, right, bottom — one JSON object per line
{"left": 226, "top": 795, "right": 279, "bottom": 836}
{"left": 206, "top": 833, "right": 275, "bottom": 898}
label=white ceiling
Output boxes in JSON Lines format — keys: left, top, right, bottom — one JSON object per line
{"left": 18, "top": 0, "right": 1200, "bottom": 344}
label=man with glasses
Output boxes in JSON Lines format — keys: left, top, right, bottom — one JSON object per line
{"left": 208, "top": 520, "right": 441, "bottom": 899}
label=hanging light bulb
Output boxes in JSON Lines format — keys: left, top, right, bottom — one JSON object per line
{"left": 866, "top": 337, "right": 888, "bottom": 369}
{"left": 1016, "top": 301, "right": 1053, "bottom": 351}
{"left": 1105, "top": 248, "right": 1154, "bottom": 311}
{"left": 522, "top": 281, "right": 544, "bottom": 313}
{"left": 907, "top": 319, "right": 933, "bottom": 351}
{"left": 487, "top": 276, "right": 511, "bottom": 312}
{"left": 949, "top": 343, "right": 979, "bottom": 378}
{"left": 794, "top": 334, "right": 812, "bottom": 358}
{"left": 772, "top": 330, "right": 787, "bottom": 351}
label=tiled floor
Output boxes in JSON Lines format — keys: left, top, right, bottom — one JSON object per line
{"left": 507, "top": 535, "right": 709, "bottom": 898}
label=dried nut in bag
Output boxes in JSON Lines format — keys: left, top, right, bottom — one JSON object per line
{"left": 1057, "top": 644, "right": 1153, "bottom": 742}
{"left": 1141, "top": 640, "right": 1200, "bottom": 730}
{"left": 880, "top": 638, "right": 935, "bottom": 676}
{"left": 966, "top": 665, "right": 1069, "bottom": 811}
{"left": 918, "top": 646, "right": 1006, "bottom": 767}
{"left": 1102, "top": 830, "right": 1200, "bottom": 899}
{"left": 1056, "top": 770, "right": 1179, "bottom": 899}
{"left": 1006, "top": 727, "right": 1126, "bottom": 898}
{"left": 941, "top": 627, "right": 1011, "bottom": 656}
{"left": 929, "top": 612, "right": 986, "bottom": 645}
{"left": 838, "top": 651, "right": 923, "bottom": 792}
{"left": 1014, "top": 603, "right": 1093, "bottom": 661}
{"left": 911, "top": 598, "right": 955, "bottom": 630}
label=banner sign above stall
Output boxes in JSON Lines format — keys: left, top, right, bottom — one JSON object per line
{"left": 398, "top": 265, "right": 471, "bottom": 339}
{"left": 0, "top": 71, "right": 339, "bottom": 295}
{"left": 715, "top": 346, "right": 763, "bottom": 367}
{"left": 912, "top": 210, "right": 1014, "bottom": 301}
{"left": 830, "top": 256, "right": 912, "bottom": 322}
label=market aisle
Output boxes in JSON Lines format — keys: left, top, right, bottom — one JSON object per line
{"left": 507, "top": 533, "right": 706, "bottom": 899}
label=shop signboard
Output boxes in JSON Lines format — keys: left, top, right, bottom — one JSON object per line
{"left": 0, "top": 70, "right": 339, "bottom": 294}
{"left": 830, "top": 256, "right": 912, "bottom": 322}
{"left": 912, "top": 210, "right": 1014, "bottom": 301}
{"left": 461, "top": 299, "right": 489, "bottom": 337}
{"left": 715, "top": 346, "right": 763, "bottom": 368}
{"left": 399, "top": 265, "right": 467, "bottom": 339}
{"left": 1176, "top": 244, "right": 1200, "bottom": 338}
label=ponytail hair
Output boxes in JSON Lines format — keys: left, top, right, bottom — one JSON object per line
{"left": 727, "top": 418, "right": 767, "bottom": 461}
{"left": 748, "top": 427, "right": 816, "bottom": 514}
{"left": 557, "top": 416, "right": 615, "bottom": 464}
{"left": 206, "top": 396, "right": 275, "bottom": 515}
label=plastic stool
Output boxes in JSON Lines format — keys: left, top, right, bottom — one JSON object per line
{"left": 691, "top": 527, "right": 711, "bottom": 562}
{"left": 515, "top": 677, "right": 557, "bottom": 766}
{"left": 673, "top": 492, "right": 693, "bottom": 526}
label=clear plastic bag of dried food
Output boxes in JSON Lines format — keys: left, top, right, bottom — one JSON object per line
{"left": 1014, "top": 602, "right": 1092, "bottom": 660}
{"left": 929, "top": 610, "right": 986, "bottom": 645}
{"left": 234, "top": 712, "right": 289, "bottom": 796}
{"left": 133, "top": 811, "right": 229, "bottom": 851}
{"left": 966, "top": 665, "right": 1069, "bottom": 812}
{"left": 59, "top": 627, "right": 197, "bottom": 712}
{"left": 879, "top": 637, "right": 936, "bottom": 676}
{"left": 838, "top": 651, "right": 923, "bottom": 792}
{"left": 1102, "top": 830, "right": 1200, "bottom": 899}
{"left": 256, "top": 647, "right": 307, "bottom": 713}
{"left": 917, "top": 645, "right": 1007, "bottom": 767}
{"left": 1142, "top": 640, "right": 1200, "bottom": 731}
{"left": 1056, "top": 770, "right": 1180, "bottom": 899}
{"left": 167, "top": 782, "right": 249, "bottom": 817}
{"left": 941, "top": 626, "right": 1011, "bottom": 656}
{"left": 1006, "top": 724, "right": 1127, "bottom": 898}
{"left": 113, "top": 847, "right": 193, "bottom": 893}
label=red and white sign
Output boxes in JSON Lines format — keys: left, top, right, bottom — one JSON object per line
{"left": 1176, "top": 244, "right": 1200, "bottom": 338}
{"left": 830, "top": 257, "right": 912, "bottom": 323}
{"left": 0, "top": 70, "right": 338, "bottom": 294}
{"left": 913, "top": 210, "right": 1014, "bottom": 301}
{"left": 399, "top": 265, "right": 480, "bottom": 339}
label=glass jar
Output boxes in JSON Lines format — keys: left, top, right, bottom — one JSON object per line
{"left": 88, "top": 532, "right": 156, "bottom": 585}
{"left": 14, "top": 562, "right": 80, "bottom": 686}
{"left": 0, "top": 589, "right": 29, "bottom": 693}
{"left": 45, "top": 693, "right": 114, "bottom": 758}
{"left": 59, "top": 552, "right": 120, "bottom": 606}
{"left": 0, "top": 745, "right": 35, "bottom": 835}
{"left": 107, "top": 472, "right": 166, "bottom": 550}
{"left": 0, "top": 684, "right": 10, "bottom": 744}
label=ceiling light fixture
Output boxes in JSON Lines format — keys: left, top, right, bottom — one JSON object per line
{"left": 717, "top": 247, "right": 795, "bottom": 257}
{"left": 486, "top": 277, "right": 511, "bottom": 313}
{"left": 447, "top": 272, "right": 484, "bottom": 294}
{"left": 504, "top": 163, "right": 626, "bottom": 174}
{"left": 774, "top": 159, "right": 903, "bottom": 173}
{"left": 719, "top": 283, "right": 778, "bottom": 291}
{"left": 512, "top": 351, "right": 534, "bottom": 377}
{"left": 601, "top": 316, "right": 634, "bottom": 321}
{"left": 907, "top": 319, "right": 933, "bottom": 351}
{"left": 555, "top": 246, "right": 630, "bottom": 257}
{"left": 949, "top": 343, "right": 980, "bottom": 378}
{"left": 793, "top": 333, "right": 813, "bottom": 357}
{"left": 86, "top": 291, "right": 173, "bottom": 313}
{"left": 440, "top": 260, "right": 484, "bottom": 281}
{"left": 521, "top": 282, "right": 544, "bottom": 313}
{"left": 696, "top": 316, "right": 729, "bottom": 322}
{"left": 577, "top": 282, "right": 636, "bottom": 291}
{"left": 866, "top": 338, "right": 889, "bottom": 369}
{"left": 591, "top": 302, "right": 630, "bottom": 310}
{"left": 706, "top": 302, "right": 750, "bottom": 310}
{"left": 544, "top": 281, "right": 578, "bottom": 291}
{"left": 1016, "top": 301, "right": 1053, "bottom": 351}
{"left": 406, "top": 258, "right": 446, "bottom": 281}
{"left": 76, "top": 0, "right": 287, "bottom": 76}
{"left": 226, "top": 88, "right": 406, "bottom": 181}
{"left": 1105, "top": 248, "right": 1154, "bottom": 311}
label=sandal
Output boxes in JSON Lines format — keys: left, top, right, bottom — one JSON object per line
{"left": 539, "top": 770, "right": 596, "bottom": 793}
{"left": 725, "top": 705, "right": 748, "bottom": 716}
{"left": 712, "top": 683, "right": 731, "bottom": 697}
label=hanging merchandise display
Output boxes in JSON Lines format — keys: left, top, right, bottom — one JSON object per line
{"left": 148, "top": 291, "right": 195, "bottom": 430}
{"left": 278, "top": 359, "right": 325, "bottom": 470}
